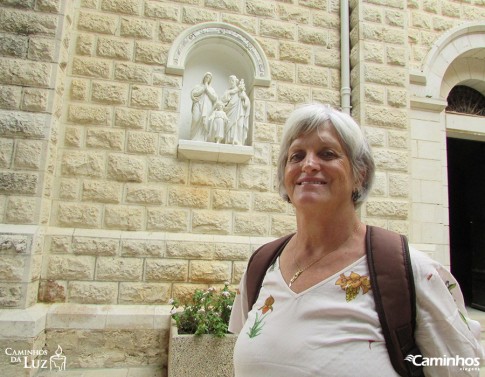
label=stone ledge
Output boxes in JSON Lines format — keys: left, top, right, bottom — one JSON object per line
{"left": 177, "top": 139, "right": 254, "bottom": 163}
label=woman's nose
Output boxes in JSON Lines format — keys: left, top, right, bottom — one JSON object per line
{"left": 302, "top": 154, "right": 318, "bottom": 170}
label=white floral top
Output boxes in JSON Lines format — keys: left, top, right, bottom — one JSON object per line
{"left": 229, "top": 247, "right": 484, "bottom": 377}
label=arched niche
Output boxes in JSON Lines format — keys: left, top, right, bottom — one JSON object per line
{"left": 166, "top": 22, "right": 271, "bottom": 163}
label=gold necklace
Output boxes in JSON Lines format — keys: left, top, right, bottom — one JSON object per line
{"left": 288, "top": 222, "right": 360, "bottom": 288}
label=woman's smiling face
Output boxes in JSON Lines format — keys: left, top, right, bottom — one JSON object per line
{"left": 284, "top": 124, "right": 355, "bottom": 210}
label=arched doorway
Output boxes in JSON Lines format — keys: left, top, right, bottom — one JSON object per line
{"left": 446, "top": 86, "right": 485, "bottom": 310}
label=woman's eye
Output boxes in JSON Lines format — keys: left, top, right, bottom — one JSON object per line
{"left": 288, "top": 152, "right": 304, "bottom": 163}
{"left": 320, "top": 150, "right": 337, "bottom": 159}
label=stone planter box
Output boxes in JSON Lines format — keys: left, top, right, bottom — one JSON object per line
{"left": 168, "top": 324, "right": 237, "bottom": 377}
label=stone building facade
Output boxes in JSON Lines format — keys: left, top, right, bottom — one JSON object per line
{"left": 0, "top": 0, "right": 484, "bottom": 375}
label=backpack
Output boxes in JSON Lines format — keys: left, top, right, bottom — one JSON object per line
{"left": 245, "top": 225, "right": 424, "bottom": 377}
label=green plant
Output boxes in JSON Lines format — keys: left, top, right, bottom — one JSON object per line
{"left": 169, "top": 283, "right": 236, "bottom": 338}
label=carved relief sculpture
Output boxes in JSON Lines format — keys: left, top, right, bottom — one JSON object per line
{"left": 208, "top": 100, "right": 228, "bottom": 143}
{"left": 221, "top": 75, "right": 250, "bottom": 146}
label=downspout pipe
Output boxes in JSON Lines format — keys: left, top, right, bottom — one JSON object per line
{"left": 340, "top": 0, "right": 351, "bottom": 115}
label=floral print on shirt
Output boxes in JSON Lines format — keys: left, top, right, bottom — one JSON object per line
{"left": 335, "top": 271, "right": 372, "bottom": 302}
{"left": 247, "top": 295, "right": 274, "bottom": 338}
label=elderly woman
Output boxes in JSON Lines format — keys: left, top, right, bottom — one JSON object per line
{"left": 229, "top": 103, "right": 483, "bottom": 377}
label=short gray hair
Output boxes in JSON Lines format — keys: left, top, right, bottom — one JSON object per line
{"left": 277, "top": 103, "right": 375, "bottom": 208}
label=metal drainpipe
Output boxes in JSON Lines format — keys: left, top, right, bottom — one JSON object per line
{"left": 340, "top": 0, "right": 351, "bottom": 115}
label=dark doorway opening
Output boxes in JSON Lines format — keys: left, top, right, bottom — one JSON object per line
{"left": 447, "top": 137, "right": 485, "bottom": 310}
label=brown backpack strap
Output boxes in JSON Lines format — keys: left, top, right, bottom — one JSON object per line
{"left": 246, "top": 234, "right": 293, "bottom": 310}
{"left": 366, "top": 226, "right": 423, "bottom": 377}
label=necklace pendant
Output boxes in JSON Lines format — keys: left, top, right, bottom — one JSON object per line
{"left": 289, "top": 269, "right": 303, "bottom": 287}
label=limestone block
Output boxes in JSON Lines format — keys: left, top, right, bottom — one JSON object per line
{"left": 126, "top": 184, "right": 165, "bottom": 204}
{"left": 61, "top": 150, "right": 104, "bottom": 177}
{"left": 312, "top": 88, "right": 340, "bottom": 107}
{"left": 37, "top": 0, "right": 62, "bottom": 12}
{"left": 385, "top": 10, "right": 405, "bottom": 27}
{"left": 5, "top": 197, "right": 37, "bottom": 224}
{"left": 190, "top": 260, "right": 231, "bottom": 282}
{"left": 73, "top": 237, "right": 119, "bottom": 256}
{"left": 86, "top": 128, "right": 124, "bottom": 150}
{"left": 0, "top": 58, "right": 52, "bottom": 87}
{"left": 68, "top": 281, "right": 118, "bottom": 304}
{"left": 271, "top": 214, "right": 297, "bottom": 237}
{"left": 0, "top": 138, "right": 14, "bottom": 168}
{"left": 159, "top": 22, "right": 186, "bottom": 43}
{"left": 104, "top": 205, "right": 144, "bottom": 230}
{"left": 386, "top": 46, "right": 406, "bottom": 66}
{"left": 269, "top": 61, "right": 295, "bottom": 82}
{"left": 0, "top": 255, "right": 25, "bottom": 281}
{"left": 70, "top": 79, "right": 89, "bottom": 100}
{"left": 64, "top": 126, "right": 82, "bottom": 147}
{"left": 58, "top": 177, "right": 80, "bottom": 200}
{"left": 120, "top": 17, "right": 154, "bottom": 39}
{"left": 366, "top": 200, "right": 408, "bottom": 219}
{"left": 101, "top": 0, "right": 141, "bottom": 15}
{"left": 266, "top": 102, "right": 293, "bottom": 123}
{"left": 135, "top": 41, "right": 168, "bottom": 65}
{"left": 298, "top": 26, "right": 328, "bottom": 45}
{"left": 388, "top": 130, "right": 407, "bottom": 149}
{"left": 130, "top": 85, "right": 162, "bottom": 109}
{"left": 92, "top": 81, "right": 128, "bottom": 105}
{"left": 48, "top": 235, "right": 72, "bottom": 253}
{"left": 389, "top": 173, "right": 409, "bottom": 198}
{"left": 46, "top": 255, "right": 95, "bottom": 280}
{"left": 221, "top": 14, "right": 257, "bottom": 34}
{"left": 364, "top": 126, "right": 386, "bottom": 147}
{"left": 168, "top": 186, "right": 209, "bottom": 208}
{"left": 172, "top": 283, "right": 211, "bottom": 302}
{"left": 166, "top": 241, "right": 213, "bottom": 259}
{"left": 0, "top": 85, "right": 21, "bottom": 109}
{"left": 96, "top": 257, "right": 143, "bottom": 281}
{"left": 121, "top": 239, "right": 164, "bottom": 257}
{"left": 159, "top": 134, "right": 178, "bottom": 156}
{"left": 411, "top": 12, "right": 431, "bottom": 29}
{"left": 277, "top": 3, "right": 310, "bottom": 23}
{"left": 0, "top": 283, "right": 23, "bottom": 307}
{"left": 14, "top": 139, "right": 44, "bottom": 169}
{"left": 364, "top": 86, "right": 385, "bottom": 104}
{"left": 238, "top": 166, "right": 271, "bottom": 191}
{"left": 148, "top": 157, "right": 187, "bottom": 183}
{"left": 190, "top": 163, "right": 236, "bottom": 188}
{"left": 234, "top": 213, "right": 268, "bottom": 236}
{"left": 119, "top": 282, "right": 171, "bottom": 304}
{"left": 363, "top": 42, "right": 385, "bottom": 63}
{"left": 214, "top": 243, "right": 250, "bottom": 261}
{"left": 82, "top": 179, "right": 122, "bottom": 203}
{"left": 246, "top": 0, "right": 276, "bottom": 17}
{"left": 144, "top": 1, "right": 179, "bottom": 20}
{"left": 363, "top": 5, "right": 382, "bottom": 23}
{"left": 387, "top": 88, "right": 407, "bottom": 108}
{"left": 256, "top": 37, "right": 277, "bottom": 59}
{"left": 57, "top": 202, "right": 101, "bottom": 227}
{"left": 107, "top": 153, "right": 144, "bottom": 182}
{"left": 145, "top": 259, "right": 188, "bottom": 281}
{"left": 163, "top": 89, "right": 179, "bottom": 111}
{"left": 279, "top": 42, "right": 312, "bottom": 64}
{"left": 313, "top": 11, "right": 339, "bottom": 28}
{"left": 0, "top": 172, "right": 39, "bottom": 195}
{"left": 192, "top": 210, "right": 231, "bottom": 234}
{"left": 253, "top": 192, "right": 286, "bottom": 212}
{"left": 260, "top": 19, "right": 296, "bottom": 40}
{"left": 114, "top": 107, "right": 147, "bottom": 129}
{"left": 373, "top": 149, "right": 408, "bottom": 171}
{"left": 232, "top": 261, "right": 247, "bottom": 283}
{"left": 181, "top": 7, "right": 217, "bottom": 24}
{"left": 212, "top": 189, "right": 250, "bottom": 211}
{"left": 147, "top": 208, "right": 188, "bottom": 232}
{"left": 21, "top": 88, "right": 49, "bottom": 112}
{"left": 72, "top": 56, "right": 111, "bottom": 79}
{"left": 0, "top": 8, "right": 58, "bottom": 35}
{"left": 68, "top": 103, "right": 108, "bottom": 124}
{"left": 153, "top": 73, "right": 182, "bottom": 88}
{"left": 76, "top": 33, "right": 95, "bottom": 55}
{"left": 252, "top": 142, "right": 271, "bottom": 165}
{"left": 371, "top": 172, "right": 386, "bottom": 196}
{"left": 77, "top": 11, "right": 118, "bottom": 34}
{"left": 28, "top": 37, "right": 56, "bottom": 62}
{"left": 38, "top": 279, "right": 66, "bottom": 303}
{"left": 127, "top": 131, "right": 158, "bottom": 154}
{"left": 253, "top": 122, "right": 277, "bottom": 143}
{"left": 365, "top": 105, "right": 407, "bottom": 128}
{"left": 96, "top": 36, "right": 133, "bottom": 60}
{"left": 0, "top": 34, "right": 28, "bottom": 58}
{"left": 277, "top": 84, "right": 310, "bottom": 103}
